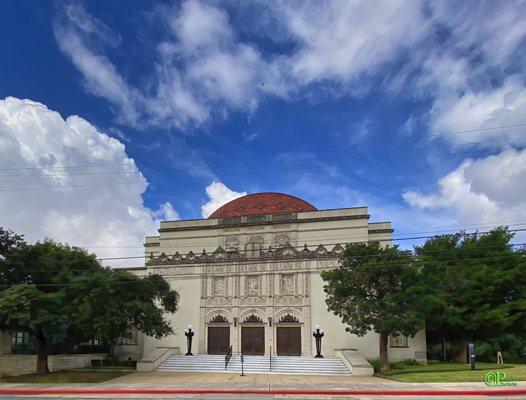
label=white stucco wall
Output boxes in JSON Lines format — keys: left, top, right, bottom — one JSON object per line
{"left": 141, "top": 272, "right": 201, "bottom": 355}
{"left": 309, "top": 272, "right": 427, "bottom": 361}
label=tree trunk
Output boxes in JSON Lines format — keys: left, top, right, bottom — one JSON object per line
{"left": 36, "top": 350, "right": 49, "bottom": 374}
{"left": 450, "top": 337, "right": 468, "bottom": 363}
{"left": 379, "top": 332, "right": 389, "bottom": 372}
{"left": 35, "top": 334, "right": 49, "bottom": 374}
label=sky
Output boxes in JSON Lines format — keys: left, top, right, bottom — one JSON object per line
{"left": 1, "top": 0, "right": 525, "bottom": 266}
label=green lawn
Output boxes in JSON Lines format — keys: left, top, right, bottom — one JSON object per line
{"left": 0, "top": 369, "right": 132, "bottom": 383}
{"left": 382, "top": 361, "right": 526, "bottom": 382}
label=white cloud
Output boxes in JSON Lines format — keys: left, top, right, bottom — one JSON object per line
{"left": 428, "top": 76, "right": 526, "bottom": 146}
{"left": 53, "top": 0, "right": 526, "bottom": 146}
{"left": 201, "top": 181, "right": 246, "bottom": 218}
{"left": 242, "top": 132, "right": 258, "bottom": 142}
{"left": 0, "top": 97, "right": 177, "bottom": 267}
{"left": 403, "top": 148, "right": 526, "bottom": 228}
{"left": 277, "top": 1, "right": 429, "bottom": 84}
{"left": 53, "top": 4, "right": 142, "bottom": 126}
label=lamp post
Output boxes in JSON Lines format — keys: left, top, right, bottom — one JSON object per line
{"left": 313, "top": 324, "right": 324, "bottom": 358}
{"left": 185, "top": 325, "right": 194, "bottom": 356}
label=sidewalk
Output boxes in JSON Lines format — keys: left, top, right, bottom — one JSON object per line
{"left": 0, "top": 371, "right": 525, "bottom": 398}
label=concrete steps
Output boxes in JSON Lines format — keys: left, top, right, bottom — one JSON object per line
{"left": 157, "top": 354, "right": 351, "bottom": 375}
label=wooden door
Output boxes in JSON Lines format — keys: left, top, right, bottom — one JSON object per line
{"left": 277, "top": 326, "right": 301, "bottom": 356}
{"left": 207, "top": 326, "right": 230, "bottom": 354}
{"left": 241, "top": 327, "right": 265, "bottom": 355}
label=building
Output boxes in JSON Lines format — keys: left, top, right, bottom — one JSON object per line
{"left": 115, "top": 192, "right": 427, "bottom": 363}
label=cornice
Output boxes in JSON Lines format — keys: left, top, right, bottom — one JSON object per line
{"left": 146, "top": 243, "right": 344, "bottom": 266}
{"left": 157, "top": 214, "right": 371, "bottom": 233}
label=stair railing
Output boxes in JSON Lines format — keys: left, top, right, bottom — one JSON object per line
{"left": 269, "top": 345, "right": 272, "bottom": 371}
{"left": 224, "top": 345, "right": 233, "bottom": 370}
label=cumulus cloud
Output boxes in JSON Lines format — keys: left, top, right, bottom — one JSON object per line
{"left": 201, "top": 181, "right": 246, "bottom": 218}
{"left": 403, "top": 148, "right": 526, "bottom": 229}
{"left": 428, "top": 75, "right": 526, "bottom": 147}
{"left": 0, "top": 97, "right": 177, "bottom": 266}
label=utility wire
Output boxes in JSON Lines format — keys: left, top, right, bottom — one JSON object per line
{"left": 92, "top": 228, "right": 526, "bottom": 261}
{"left": 0, "top": 145, "right": 522, "bottom": 192}
{"left": 2, "top": 121, "right": 525, "bottom": 172}
{"left": 73, "top": 220, "right": 526, "bottom": 249}
{"left": 1, "top": 134, "right": 524, "bottom": 179}
{"left": 2, "top": 242, "right": 524, "bottom": 276}
{"left": 1, "top": 252, "right": 524, "bottom": 288}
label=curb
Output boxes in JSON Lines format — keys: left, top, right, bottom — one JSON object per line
{"left": 1, "top": 388, "right": 526, "bottom": 396}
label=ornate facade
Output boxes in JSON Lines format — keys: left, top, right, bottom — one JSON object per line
{"left": 116, "top": 193, "right": 427, "bottom": 362}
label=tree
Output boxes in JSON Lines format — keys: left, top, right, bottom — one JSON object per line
{"left": 417, "top": 227, "right": 526, "bottom": 363}
{"left": 0, "top": 227, "right": 26, "bottom": 255}
{"left": 0, "top": 238, "right": 178, "bottom": 374}
{"left": 321, "top": 242, "right": 424, "bottom": 372}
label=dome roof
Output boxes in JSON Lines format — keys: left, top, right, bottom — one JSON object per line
{"left": 209, "top": 192, "right": 317, "bottom": 219}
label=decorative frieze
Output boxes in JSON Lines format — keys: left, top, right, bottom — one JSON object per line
{"left": 206, "top": 297, "right": 233, "bottom": 307}
{"left": 146, "top": 243, "right": 344, "bottom": 266}
{"left": 275, "top": 295, "right": 303, "bottom": 306}
{"left": 239, "top": 296, "right": 266, "bottom": 306}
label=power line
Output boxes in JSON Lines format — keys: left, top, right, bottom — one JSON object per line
{"left": 73, "top": 220, "right": 526, "bottom": 249}
{"left": 92, "top": 228, "right": 526, "bottom": 261}
{"left": 0, "top": 145, "right": 522, "bottom": 192}
{"left": 2, "top": 242, "right": 524, "bottom": 275}
{"left": 2, "top": 121, "right": 525, "bottom": 172}
{"left": 1, "top": 252, "right": 524, "bottom": 287}
{"left": 2, "top": 134, "right": 524, "bottom": 179}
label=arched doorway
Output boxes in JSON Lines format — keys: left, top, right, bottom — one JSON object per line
{"left": 240, "top": 314, "right": 265, "bottom": 355}
{"left": 276, "top": 313, "right": 301, "bottom": 356}
{"left": 207, "top": 314, "right": 230, "bottom": 354}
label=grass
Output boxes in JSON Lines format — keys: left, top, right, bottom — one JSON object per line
{"left": 381, "top": 360, "right": 526, "bottom": 382}
{"left": 0, "top": 369, "right": 132, "bottom": 383}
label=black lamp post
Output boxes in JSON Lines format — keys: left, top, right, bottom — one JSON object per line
{"left": 185, "top": 325, "right": 194, "bottom": 356}
{"left": 313, "top": 324, "right": 324, "bottom": 358}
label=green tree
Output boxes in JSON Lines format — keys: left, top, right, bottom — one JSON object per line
{"left": 321, "top": 242, "right": 424, "bottom": 372}
{"left": 417, "top": 227, "right": 526, "bottom": 363}
{"left": 0, "top": 227, "right": 26, "bottom": 255}
{"left": 0, "top": 239, "right": 178, "bottom": 374}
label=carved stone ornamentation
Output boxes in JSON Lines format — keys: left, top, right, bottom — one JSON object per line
{"left": 274, "top": 233, "right": 290, "bottom": 247}
{"left": 239, "top": 296, "right": 266, "bottom": 306}
{"left": 214, "top": 277, "right": 226, "bottom": 296}
{"left": 275, "top": 295, "right": 303, "bottom": 306}
{"left": 243, "top": 314, "right": 263, "bottom": 323}
{"left": 206, "top": 297, "right": 233, "bottom": 307}
{"left": 246, "top": 264, "right": 259, "bottom": 272}
{"left": 146, "top": 242, "right": 344, "bottom": 266}
{"left": 224, "top": 236, "right": 240, "bottom": 251}
{"left": 209, "top": 314, "right": 229, "bottom": 324}
{"left": 246, "top": 275, "right": 260, "bottom": 296}
{"left": 279, "top": 314, "right": 300, "bottom": 323}
{"left": 281, "top": 274, "right": 295, "bottom": 294}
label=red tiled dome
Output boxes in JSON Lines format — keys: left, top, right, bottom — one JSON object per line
{"left": 209, "top": 193, "right": 317, "bottom": 219}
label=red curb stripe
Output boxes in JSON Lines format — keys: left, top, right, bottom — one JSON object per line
{"left": 0, "top": 388, "right": 525, "bottom": 396}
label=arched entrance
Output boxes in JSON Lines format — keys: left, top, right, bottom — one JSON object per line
{"left": 240, "top": 314, "right": 265, "bottom": 355}
{"left": 207, "top": 314, "right": 230, "bottom": 354}
{"left": 276, "top": 313, "right": 301, "bottom": 356}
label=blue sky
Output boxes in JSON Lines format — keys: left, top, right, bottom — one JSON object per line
{"left": 1, "top": 1, "right": 525, "bottom": 264}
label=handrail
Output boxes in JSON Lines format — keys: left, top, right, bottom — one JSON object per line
{"left": 224, "top": 345, "right": 233, "bottom": 370}
{"left": 269, "top": 345, "right": 272, "bottom": 371}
